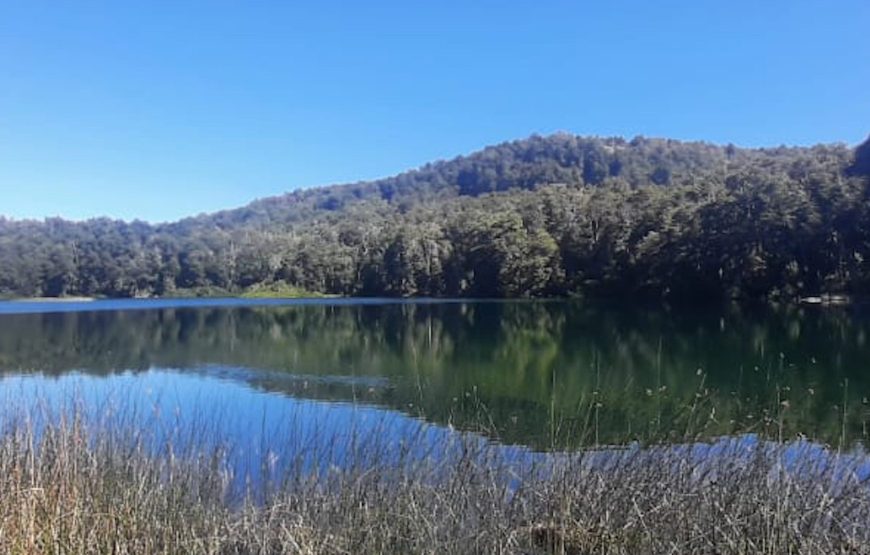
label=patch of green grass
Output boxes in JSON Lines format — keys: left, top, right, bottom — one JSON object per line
{"left": 240, "top": 281, "right": 335, "bottom": 299}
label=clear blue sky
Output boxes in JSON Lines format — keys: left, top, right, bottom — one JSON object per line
{"left": 1, "top": 1, "right": 868, "bottom": 223}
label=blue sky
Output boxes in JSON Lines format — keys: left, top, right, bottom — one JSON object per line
{"left": 1, "top": 1, "right": 868, "bottom": 223}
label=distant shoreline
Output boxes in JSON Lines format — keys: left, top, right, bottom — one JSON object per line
{"left": 6, "top": 296, "right": 97, "bottom": 303}
{"left": 0, "top": 292, "right": 863, "bottom": 307}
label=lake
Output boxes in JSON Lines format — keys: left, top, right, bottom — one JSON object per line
{"left": 1, "top": 298, "right": 869, "bottom": 472}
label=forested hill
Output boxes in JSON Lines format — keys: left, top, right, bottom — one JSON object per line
{"left": 2, "top": 133, "right": 869, "bottom": 301}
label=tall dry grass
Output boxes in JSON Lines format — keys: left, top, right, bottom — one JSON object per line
{"left": 1, "top": 404, "right": 870, "bottom": 554}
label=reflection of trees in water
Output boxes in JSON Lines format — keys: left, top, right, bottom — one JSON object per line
{"left": 1, "top": 302, "right": 869, "bottom": 447}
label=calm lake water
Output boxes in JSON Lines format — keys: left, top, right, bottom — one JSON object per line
{"left": 1, "top": 298, "right": 869, "bottom": 463}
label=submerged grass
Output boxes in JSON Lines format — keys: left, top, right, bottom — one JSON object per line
{"left": 2, "top": 401, "right": 870, "bottom": 555}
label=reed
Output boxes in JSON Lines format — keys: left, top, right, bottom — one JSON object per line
{"left": 1, "top": 402, "right": 869, "bottom": 554}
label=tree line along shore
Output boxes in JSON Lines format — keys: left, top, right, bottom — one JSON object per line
{"left": 2, "top": 133, "right": 869, "bottom": 303}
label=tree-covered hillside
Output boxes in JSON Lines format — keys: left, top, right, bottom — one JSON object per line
{"left": 1, "top": 133, "right": 868, "bottom": 301}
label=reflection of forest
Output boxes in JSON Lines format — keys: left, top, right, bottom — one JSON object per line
{"left": 1, "top": 301, "right": 869, "bottom": 448}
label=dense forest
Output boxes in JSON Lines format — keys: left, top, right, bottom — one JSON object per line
{"left": 1, "top": 133, "right": 869, "bottom": 301}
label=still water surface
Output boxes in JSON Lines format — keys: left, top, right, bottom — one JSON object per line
{"left": 1, "top": 298, "right": 869, "bottom": 459}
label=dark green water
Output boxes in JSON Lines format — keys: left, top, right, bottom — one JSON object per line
{"left": 1, "top": 298, "right": 869, "bottom": 449}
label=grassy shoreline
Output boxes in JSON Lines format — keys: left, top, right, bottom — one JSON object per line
{"left": 2, "top": 406, "right": 869, "bottom": 554}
